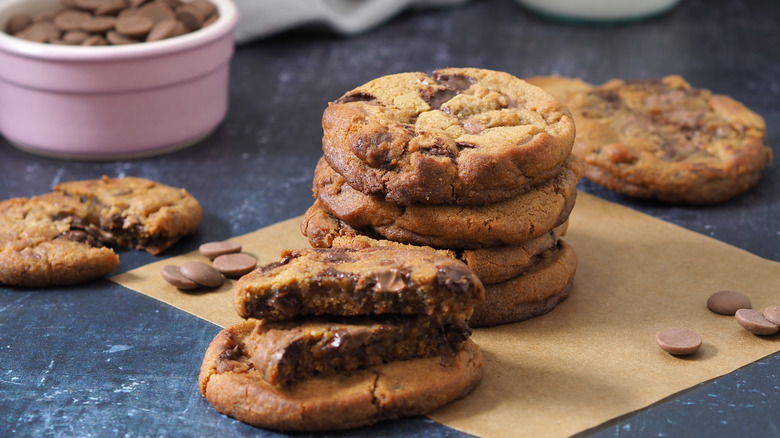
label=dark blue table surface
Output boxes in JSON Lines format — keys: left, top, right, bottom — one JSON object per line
{"left": 2, "top": 0, "right": 778, "bottom": 436}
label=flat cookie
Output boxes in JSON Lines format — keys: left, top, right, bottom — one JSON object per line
{"left": 54, "top": 176, "right": 202, "bottom": 254}
{"left": 231, "top": 316, "right": 471, "bottom": 387}
{"left": 313, "top": 155, "right": 583, "bottom": 249}
{"left": 0, "top": 193, "right": 119, "bottom": 287}
{"left": 199, "top": 320, "right": 483, "bottom": 432}
{"left": 233, "top": 246, "right": 484, "bottom": 321}
{"left": 0, "top": 176, "right": 202, "bottom": 287}
{"left": 322, "top": 67, "right": 575, "bottom": 205}
{"left": 469, "top": 240, "right": 577, "bottom": 328}
{"left": 301, "top": 199, "right": 569, "bottom": 285}
{"left": 529, "top": 75, "right": 773, "bottom": 204}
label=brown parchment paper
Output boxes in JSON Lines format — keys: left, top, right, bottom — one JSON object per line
{"left": 111, "top": 192, "right": 780, "bottom": 438}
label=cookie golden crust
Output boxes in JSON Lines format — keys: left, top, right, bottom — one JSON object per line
{"left": 468, "top": 240, "right": 577, "bottom": 328}
{"left": 0, "top": 194, "right": 119, "bottom": 287}
{"left": 322, "top": 67, "right": 575, "bottom": 205}
{"left": 198, "top": 320, "right": 483, "bottom": 432}
{"left": 233, "top": 246, "right": 484, "bottom": 322}
{"left": 0, "top": 177, "right": 201, "bottom": 287}
{"left": 313, "top": 155, "right": 583, "bottom": 249}
{"left": 529, "top": 75, "right": 773, "bottom": 204}
{"left": 301, "top": 199, "right": 569, "bottom": 285}
{"left": 54, "top": 176, "right": 203, "bottom": 254}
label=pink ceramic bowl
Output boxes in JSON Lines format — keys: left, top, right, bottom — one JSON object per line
{"left": 0, "top": 0, "right": 238, "bottom": 159}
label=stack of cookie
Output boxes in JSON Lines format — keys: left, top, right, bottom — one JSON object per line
{"left": 198, "top": 246, "right": 484, "bottom": 431}
{"left": 301, "top": 67, "right": 584, "bottom": 327}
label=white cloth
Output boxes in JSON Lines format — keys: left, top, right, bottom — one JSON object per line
{"left": 232, "top": 0, "right": 470, "bottom": 43}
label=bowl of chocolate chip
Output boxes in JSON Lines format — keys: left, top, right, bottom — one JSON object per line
{"left": 0, "top": 0, "right": 238, "bottom": 159}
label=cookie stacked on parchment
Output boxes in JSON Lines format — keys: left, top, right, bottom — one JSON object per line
{"left": 301, "top": 67, "right": 585, "bottom": 327}
{"left": 198, "top": 246, "right": 484, "bottom": 431}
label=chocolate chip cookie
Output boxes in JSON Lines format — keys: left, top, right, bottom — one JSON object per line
{"left": 528, "top": 75, "right": 773, "bottom": 204}
{"left": 54, "top": 176, "right": 202, "bottom": 254}
{"left": 469, "top": 240, "right": 578, "bottom": 327}
{"left": 313, "top": 155, "right": 583, "bottom": 249}
{"left": 322, "top": 67, "right": 575, "bottom": 205}
{"left": 233, "top": 246, "right": 484, "bottom": 322}
{"left": 301, "top": 198, "right": 569, "bottom": 285}
{"left": 199, "top": 319, "right": 483, "bottom": 432}
{"left": 0, "top": 176, "right": 202, "bottom": 287}
{"left": 0, "top": 193, "right": 120, "bottom": 287}
{"left": 233, "top": 316, "right": 471, "bottom": 387}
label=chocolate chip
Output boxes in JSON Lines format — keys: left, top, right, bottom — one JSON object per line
{"left": 175, "top": 4, "right": 204, "bottom": 31}
{"left": 707, "top": 290, "right": 751, "bottom": 315}
{"left": 436, "top": 265, "right": 474, "bottom": 296}
{"left": 81, "top": 16, "right": 117, "bottom": 34}
{"left": 335, "top": 92, "right": 378, "bottom": 104}
{"left": 763, "top": 306, "right": 780, "bottom": 326}
{"left": 420, "top": 88, "right": 458, "bottom": 110}
{"left": 180, "top": 261, "right": 223, "bottom": 288}
{"left": 160, "top": 265, "right": 199, "bottom": 290}
{"left": 6, "top": 0, "right": 218, "bottom": 45}
{"left": 94, "top": 0, "right": 130, "bottom": 16}
{"left": 115, "top": 14, "right": 153, "bottom": 38}
{"left": 106, "top": 29, "right": 139, "bottom": 44}
{"left": 735, "top": 309, "right": 779, "bottom": 336}
{"left": 5, "top": 14, "right": 33, "bottom": 35}
{"left": 370, "top": 269, "right": 406, "bottom": 293}
{"left": 146, "top": 18, "right": 178, "bottom": 41}
{"left": 139, "top": 2, "right": 176, "bottom": 24}
{"left": 655, "top": 327, "right": 702, "bottom": 356}
{"left": 53, "top": 10, "right": 91, "bottom": 32}
{"left": 199, "top": 241, "right": 242, "bottom": 259}
{"left": 432, "top": 72, "right": 475, "bottom": 92}
{"left": 62, "top": 30, "right": 89, "bottom": 45}
{"left": 212, "top": 253, "right": 257, "bottom": 277}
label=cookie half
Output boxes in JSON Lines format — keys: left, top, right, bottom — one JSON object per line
{"left": 229, "top": 316, "right": 471, "bottom": 387}
{"left": 199, "top": 320, "right": 483, "bottom": 432}
{"left": 233, "top": 246, "right": 484, "bottom": 321}
{"left": 529, "top": 75, "right": 773, "bottom": 204}
{"left": 0, "top": 193, "right": 120, "bottom": 287}
{"left": 469, "top": 240, "right": 577, "bottom": 328}
{"left": 54, "top": 176, "right": 203, "bottom": 254}
{"left": 301, "top": 199, "right": 569, "bottom": 285}
{"left": 322, "top": 67, "right": 575, "bottom": 205}
{"left": 0, "top": 176, "right": 202, "bottom": 287}
{"left": 313, "top": 155, "right": 583, "bottom": 248}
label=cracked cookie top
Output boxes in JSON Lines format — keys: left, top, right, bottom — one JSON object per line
{"left": 322, "top": 67, "right": 575, "bottom": 205}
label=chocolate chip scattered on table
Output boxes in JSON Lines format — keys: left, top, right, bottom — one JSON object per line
{"left": 160, "top": 240, "right": 256, "bottom": 289}
{"left": 5, "top": 0, "right": 218, "bottom": 45}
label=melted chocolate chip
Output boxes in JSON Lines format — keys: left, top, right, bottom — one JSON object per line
{"left": 435, "top": 265, "right": 474, "bottom": 296}
{"left": 335, "top": 92, "right": 378, "bottom": 104}
{"left": 324, "top": 252, "right": 356, "bottom": 264}
{"left": 370, "top": 269, "right": 407, "bottom": 293}
{"left": 272, "top": 291, "right": 301, "bottom": 319}
{"left": 354, "top": 132, "right": 396, "bottom": 169}
{"left": 432, "top": 72, "right": 475, "bottom": 92}
{"left": 420, "top": 88, "right": 459, "bottom": 110}
{"left": 218, "top": 344, "right": 243, "bottom": 361}
{"left": 455, "top": 142, "right": 477, "bottom": 151}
